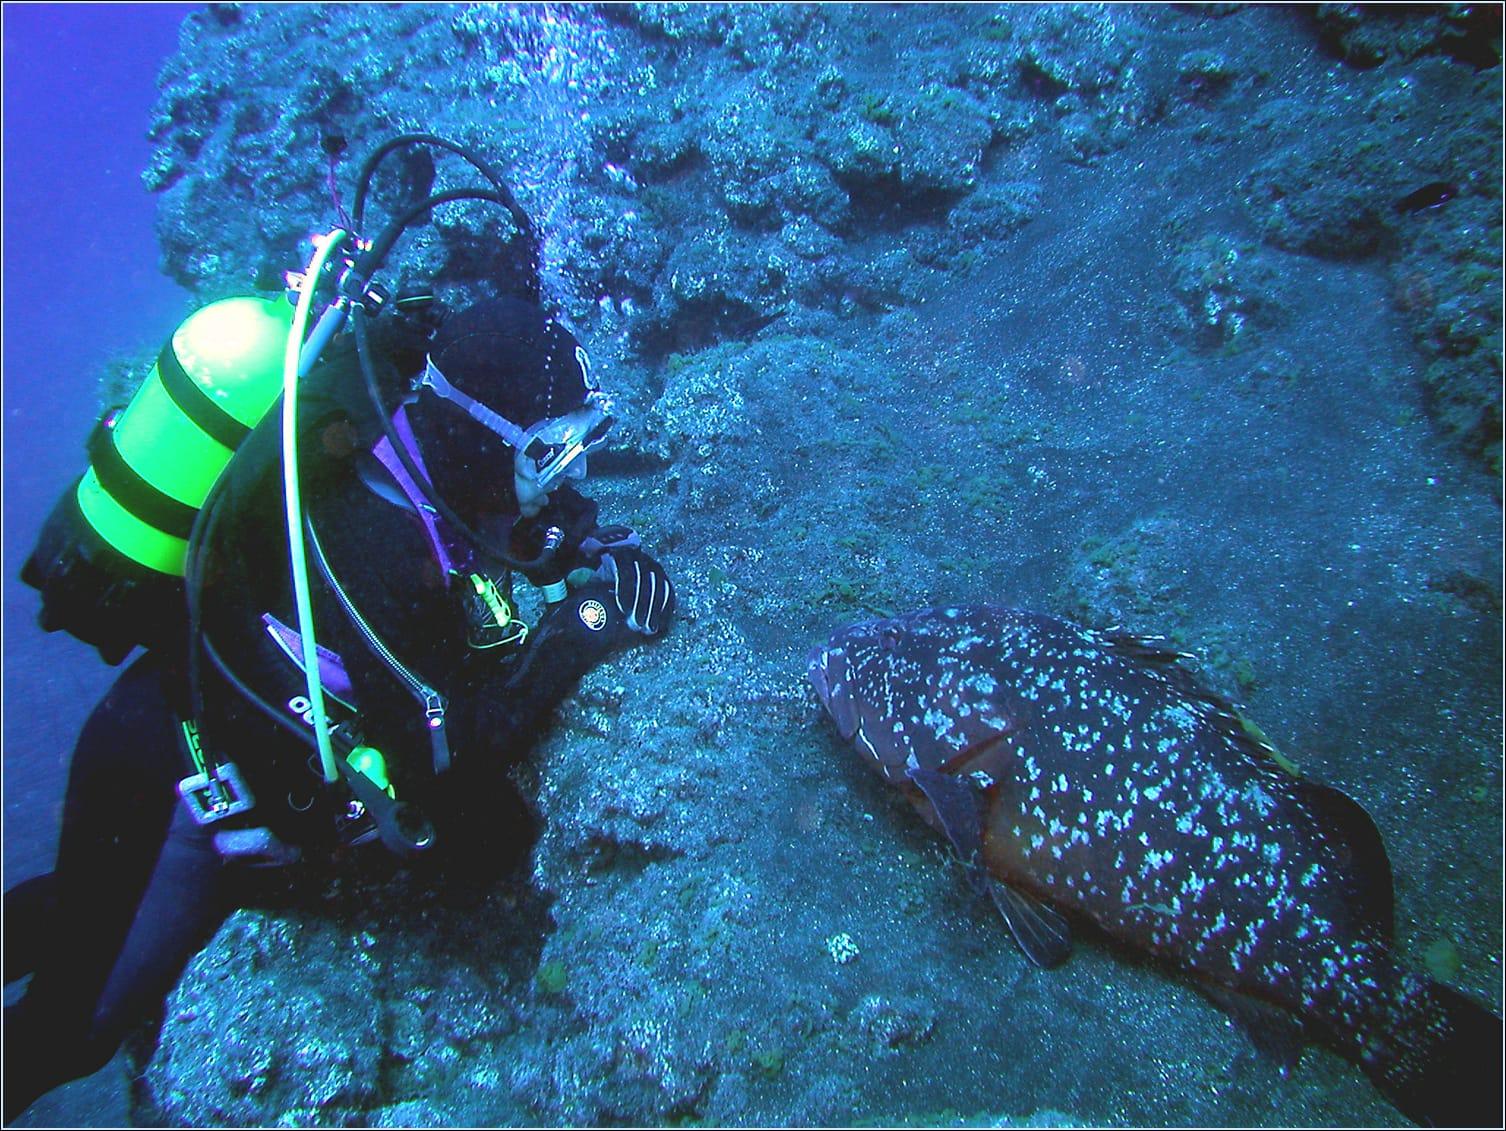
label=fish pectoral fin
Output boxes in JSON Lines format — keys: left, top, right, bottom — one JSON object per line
{"left": 907, "top": 764, "right": 1071, "bottom": 968}
{"left": 906, "top": 765, "right": 985, "bottom": 863}
{"left": 986, "top": 881, "right": 1072, "bottom": 969}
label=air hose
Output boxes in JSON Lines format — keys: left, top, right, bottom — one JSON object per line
{"left": 343, "top": 133, "right": 563, "bottom": 574}
{"left": 282, "top": 228, "right": 349, "bottom": 784}
{"left": 349, "top": 131, "right": 541, "bottom": 298}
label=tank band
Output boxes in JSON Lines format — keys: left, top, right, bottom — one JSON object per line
{"left": 156, "top": 342, "right": 254, "bottom": 451}
{"left": 87, "top": 418, "right": 199, "bottom": 539}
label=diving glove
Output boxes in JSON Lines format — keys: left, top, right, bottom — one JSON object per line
{"left": 599, "top": 546, "right": 675, "bottom": 636}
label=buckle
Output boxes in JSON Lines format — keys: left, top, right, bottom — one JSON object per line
{"left": 177, "top": 762, "right": 257, "bottom": 825}
{"left": 335, "top": 799, "right": 381, "bottom": 847}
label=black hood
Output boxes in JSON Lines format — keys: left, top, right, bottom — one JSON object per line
{"left": 407, "top": 298, "right": 590, "bottom": 523}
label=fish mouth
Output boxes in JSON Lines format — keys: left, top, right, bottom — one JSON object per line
{"left": 807, "top": 644, "right": 861, "bottom": 740}
{"left": 806, "top": 644, "right": 834, "bottom": 706}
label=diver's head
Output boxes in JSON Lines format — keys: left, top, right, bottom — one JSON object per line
{"left": 414, "top": 298, "right": 612, "bottom": 519}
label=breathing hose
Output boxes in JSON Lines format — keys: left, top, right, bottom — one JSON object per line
{"left": 350, "top": 132, "right": 540, "bottom": 298}
{"left": 283, "top": 228, "right": 349, "bottom": 784}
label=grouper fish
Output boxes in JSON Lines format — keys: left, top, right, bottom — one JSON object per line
{"left": 809, "top": 606, "right": 1501, "bottom": 1126}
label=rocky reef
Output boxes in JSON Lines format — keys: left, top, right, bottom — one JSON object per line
{"left": 124, "top": 4, "right": 1500, "bottom": 1125}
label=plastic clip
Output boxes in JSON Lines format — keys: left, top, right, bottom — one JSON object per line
{"left": 177, "top": 762, "right": 257, "bottom": 826}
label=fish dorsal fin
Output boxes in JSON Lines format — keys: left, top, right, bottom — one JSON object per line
{"left": 1204, "top": 701, "right": 1304, "bottom": 777}
{"left": 1100, "top": 629, "right": 1192, "bottom": 667}
{"left": 986, "top": 880, "right": 1072, "bottom": 968}
{"left": 1221, "top": 712, "right": 1303, "bottom": 776}
{"left": 1102, "top": 631, "right": 1302, "bottom": 777}
{"left": 1294, "top": 780, "right": 1396, "bottom": 943}
{"left": 1102, "top": 631, "right": 1227, "bottom": 713}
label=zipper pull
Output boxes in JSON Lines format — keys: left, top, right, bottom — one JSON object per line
{"left": 424, "top": 692, "right": 451, "bottom": 774}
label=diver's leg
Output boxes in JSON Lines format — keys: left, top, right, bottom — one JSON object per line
{"left": 88, "top": 800, "right": 228, "bottom": 1055}
{"left": 2, "top": 653, "right": 184, "bottom": 1121}
{"left": 2, "top": 871, "right": 57, "bottom": 984}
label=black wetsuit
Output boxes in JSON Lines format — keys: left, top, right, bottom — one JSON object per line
{"left": 3, "top": 331, "right": 655, "bottom": 1119}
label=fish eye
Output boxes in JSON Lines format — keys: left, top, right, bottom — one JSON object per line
{"left": 880, "top": 625, "right": 904, "bottom": 651}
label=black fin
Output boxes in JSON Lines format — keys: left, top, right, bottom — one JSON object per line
{"left": 1100, "top": 629, "right": 1193, "bottom": 668}
{"left": 907, "top": 765, "right": 1072, "bottom": 967}
{"left": 1295, "top": 780, "right": 1395, "bottom": 944}
{"left": 1374, "top": 979, "right": 1504, "bottom": 1128}
{"left": 3, "top": 872, "right": 58, "bottom": 985}
{"left": 1198, "top": 985, "right": 1305, "bottom": 1068}
{"left": 986, "top": 880, "right": 1072, "bottom": 968}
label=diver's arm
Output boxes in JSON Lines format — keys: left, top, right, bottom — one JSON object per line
{"left": 452, "top": 582, "right": 635, "bottom": 760}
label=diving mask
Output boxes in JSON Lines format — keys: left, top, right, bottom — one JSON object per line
{"left": 414, "top": 356, "right": 614, "bottom": 493}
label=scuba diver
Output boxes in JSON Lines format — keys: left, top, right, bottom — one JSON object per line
{"left": 2, "top": 135, "right": 674, "bottom": 1120}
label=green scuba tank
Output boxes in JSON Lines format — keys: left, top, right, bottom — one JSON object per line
{"left": 23, "top": 296, "right": 294, "bottom": 663}
{"left": 80, "top": 296, "right": 294, "bottom": 575}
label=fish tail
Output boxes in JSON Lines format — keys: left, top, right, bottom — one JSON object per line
{"left": 1364, "top": 973, "right": 1503, "bottom": 1127}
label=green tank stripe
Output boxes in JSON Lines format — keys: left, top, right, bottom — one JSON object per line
{"left": 86, "top": 419, "right": 198, "bottom": 539}
{"left": 155, "top": 341, "right": 253, "bottom": 451}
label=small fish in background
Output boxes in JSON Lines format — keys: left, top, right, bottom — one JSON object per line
{"left": 1395, "top": 181, "right": 1459, "bottom": 214}
{"left": 809, "top": 605, "right": 1502, "bottom": 1127}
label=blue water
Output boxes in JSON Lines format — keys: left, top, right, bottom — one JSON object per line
{"left": 3, "top": 5, "right": 195, "bottom": 1123}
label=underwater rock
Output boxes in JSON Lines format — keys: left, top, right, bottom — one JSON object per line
{"left": 922, "top": 180, "right": 1040, "bottom": 270}
{"left": 1167, "top": 233, "right": 1280, "bottom": 349}
{"left": 1310, "top": 3, "right": 1503, "bottom": 70}
{"left": 1060, "top": 515, "right": 1194, "bottom": 634}
{"left": 848, "top": 993, "right": 938, "bottom": 1054}
{"left": 812, "top": 86, "right": 993, "bottom": 222}
{"left": 140, "top": 910, "right": 385, "bottom": 1123}
{"left": 124, "top": 5, "right": 1500, "bottom": 1127}
{"left": 1242, "top": 141, "right": 1394, "bottom": 259}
